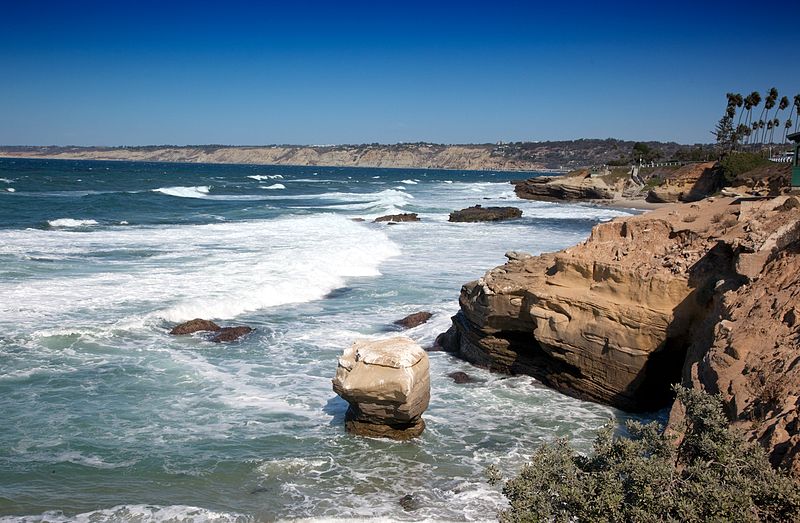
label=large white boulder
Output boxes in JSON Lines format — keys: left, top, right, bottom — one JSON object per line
{"left": 332, "top": 336, "right": 430, "bottom": 439}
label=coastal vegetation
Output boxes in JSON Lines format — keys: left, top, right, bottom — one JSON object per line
{"left": 489, "top": 387, "right": 800, "bottom": 522}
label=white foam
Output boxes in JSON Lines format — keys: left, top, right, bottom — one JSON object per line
{"left": 247, "top": 174, "right": 283, "bottom": 181}
{"left": 47, "top": 219, "right": 98, "bottom": 228}
{"left": 400, "top": 179, "right": 418, "bottom": 184}
{"left": 152, "top": 185, "right": 210, "bottom": 198}
{"left": 2, "top": 505, "right": 251, "bottom": 523}
{"left": 0, "top": 177, "right": 13, "bottom": 183}
{"left": 260, "top": 183, "right": 286, "bottom": 190}
{"left": 6, "top": 187, "right": 15, "bottom": 192}
{"left": 0, "top": 214, "right": 401, "bottom": 326}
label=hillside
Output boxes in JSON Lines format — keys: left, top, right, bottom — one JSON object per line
{"left": 0, "top": 140, "right": 707, "bottom": 171}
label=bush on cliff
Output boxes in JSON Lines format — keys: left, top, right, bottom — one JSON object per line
{"left": 488, "top": 387, "right": 800, "bottom": 522}
{"left": 718, "top": 151, "right": 770, "bottom": 184}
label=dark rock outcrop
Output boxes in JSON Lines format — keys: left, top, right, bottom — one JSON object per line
{"left": 170, "top": 318, "right": 221, "bottom": 335}
{"left": 394, "top": 311, "right": 432, "bottom": 329}
{"left": 170, "top": 318, "right": 252, "bottom": 342}
{"left": 449, "top": 205, "right": 522, "bottom": 223}
{"left": 374, "top": 213, "right": 420, "bottom": 223}
{"left": 210, "top": 326, "right": 253, "bottom": 343}
{"left": 447, "top": 371, "right": 473, "bottom": 384}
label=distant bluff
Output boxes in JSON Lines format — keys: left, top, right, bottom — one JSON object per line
{"left": 0, "top": 140, "right": 707, "bottom": 171}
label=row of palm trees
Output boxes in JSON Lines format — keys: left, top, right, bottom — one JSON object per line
{"left": 714, "top": 88, "right": 800, "bottom": 150}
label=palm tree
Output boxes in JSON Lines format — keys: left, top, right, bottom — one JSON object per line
{"left": 769, "top": 96, "right": 789, "bottom": 144}
{"left": 734, "top": 93, "right": 745, "bottom": 126}
{"left": 784, "top": 119, "right": 793, "bottom": 144}
{"left": 746, "top": 91, "right": 761, "bottom": 144}
{"left": 759, "top": 88, "right": 778, "bottom": 144}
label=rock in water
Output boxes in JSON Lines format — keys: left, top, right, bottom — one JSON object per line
{"left": 209, "top": 326, "right": 253, "bottom": 343}
{"left": 170, "top": 318, "right": 221, "bottom": 335}
{"left": 448, "top": 205, "right": 522, "bottom": 222}
{"left": 332, "top": 337, "right": 430, "bottom": 440}
{"left": 374, "top": 212, "right": 420, "bottom": 223}
{"left": 394, "top": 311, "right": 432, "bottom": 329}
{"left": 448, "top": 371, "right": 473, "bottom": 384}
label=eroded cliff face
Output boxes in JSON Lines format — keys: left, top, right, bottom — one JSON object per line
{"left": 675, "top": 197, "right": 800, "bottom": 475}
{"left": 441, "top": 196, "right": 800, "bottom": 426}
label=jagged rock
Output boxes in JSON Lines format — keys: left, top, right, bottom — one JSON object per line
{"left": 513, "top": 172, "right": 616, "bottom": 201}
{"left": 332, "top": 337, "right": 430, "bottom": 440}
{"left": 394, "top": 311, "right": 432, "bottom": 329}
{"left": 374, "top": 213, "right": 419, "bottom": 223}
{"left": 645, "top": 162, "right": 721, "bottom": 203}
{"left": 439, "top": 197, "right": 747, "bottom": 411}
{"left": 449, "top": 205, "right": 522, "bottom": 222}
{"left": 170, "top": 318, "right": 220, "bottom": 335}
{"left": 505, "top": 251, "right": 533, "bottom": 261}
{"left": 447, "top": 371, "right": 473, "bottom": 384}
{"left": 209, "top": 326, "right": 253, "bottom": 343}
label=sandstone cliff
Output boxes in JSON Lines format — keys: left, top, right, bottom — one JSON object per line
{"left": 439, "top": 195, "right": 800, "bottom": 473}
{"left": 0, "top": 140, "right": 706, "bottom": 172}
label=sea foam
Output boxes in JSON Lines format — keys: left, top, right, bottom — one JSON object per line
{"left": 0, "top": 214, "right": 400, "bottom": 326}
{"left": 47, "top": 218, "right": 98, "bottom": 228}
{"left": 152, "top": 185, "right": 211, "bottom": 198}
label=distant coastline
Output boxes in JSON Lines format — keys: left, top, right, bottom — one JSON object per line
{"left": 0, "top": 139, "right": 704, "bottom": 172}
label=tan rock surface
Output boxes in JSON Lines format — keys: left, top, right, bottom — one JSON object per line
{"left": 442, "top": 196, "right": 799, "bottom": 412}
{"left": 332, "top": 337, "right": 430, "bottom": 439}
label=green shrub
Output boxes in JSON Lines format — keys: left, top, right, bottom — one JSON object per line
{"left": 718, "top": 152, "right": 770, "bottom": 184}
{"left": 490, "top": 387, "right": 800, "bottom": 522}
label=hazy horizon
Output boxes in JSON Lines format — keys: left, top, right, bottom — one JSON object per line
{"left": 2, "top": 0, "right": 798, "bottom": 146}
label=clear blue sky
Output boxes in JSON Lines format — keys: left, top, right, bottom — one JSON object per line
{"left": 1, "top": 0, "right": 797, "bottom": 146}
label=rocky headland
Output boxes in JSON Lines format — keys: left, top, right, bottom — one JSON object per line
{"left": 438, "top": 193, "right": 800, "bottom": 474}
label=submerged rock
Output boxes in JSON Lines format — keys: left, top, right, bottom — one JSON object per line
{"left": 332, "top": 336, "right": 430, "bottom": 440}
{"left": 447, "top": 371, "right": 473, "bottom": 384}
{"left": 374, "top": 212, "right": 420, "bottom": 223}
{"left": 210, "top": 326, "right": 253, "bottom": 343}
{"left": 394, "top": 311, "right": 432, "bottom": 329}
{"left": 170, "top": 318, "right": 252, "bottom": 342}
{"left": 448, "top": 205, "right": 522, "bottom": 222}
{"left": 399, "top": 494, "right": 420, "bottom": 511}
{"left": 170, "top": 318, "right": 221, "bottom": 335}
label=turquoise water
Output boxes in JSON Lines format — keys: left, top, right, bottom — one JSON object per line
{"left": 0, "top": 159, "right": 642, "bottom": 521}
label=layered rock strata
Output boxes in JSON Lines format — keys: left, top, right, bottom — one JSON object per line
{"left": 332, "top": 337, "right": 430, "bottom": 440}
{"left": 441, "top": 194, "right": 800, "bottom": 473}
{"left": 513, "top": 172, "right": 616, "bottom": 201}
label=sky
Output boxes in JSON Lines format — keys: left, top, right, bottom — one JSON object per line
{"left": 1, "top": 0, "right": 798, "bottom": 146}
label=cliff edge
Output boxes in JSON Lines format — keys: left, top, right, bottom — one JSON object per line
{"left": 439, "top": 195, "right": 800, "bottom": 474}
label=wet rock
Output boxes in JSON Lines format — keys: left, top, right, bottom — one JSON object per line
{"left": 351, "top": 217, "right": 366, "bottom": 222}
{"left": 394, "top": 311, "right": 432, "bottom": 329}
{"left": 447, "top": 371, "right": 473, "bottom": 384}
{"left": 209, "top": 326, "right": 253, "bottom": 343}
{"left": 332, "top": 337, "right": 430, "bottom": 440}
{"left": 170, "top": 318, "right": 220, "bottom": 335}
{"left": 399, "top": 494, "right": 419, "bottom": 511}
{"left": 448, "top": 205, "right": 522, "bottom": 223}
{"left": 374, "top": 212, "right": 420, "bottom": 223}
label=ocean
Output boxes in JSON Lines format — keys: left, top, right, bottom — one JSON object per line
{"left": 0, "top": 158, "right": 643, "bottom": 522}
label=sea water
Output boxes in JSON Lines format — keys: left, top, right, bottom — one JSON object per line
{"left": 0, "top": 159, "right": 645, "bottom": 522}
